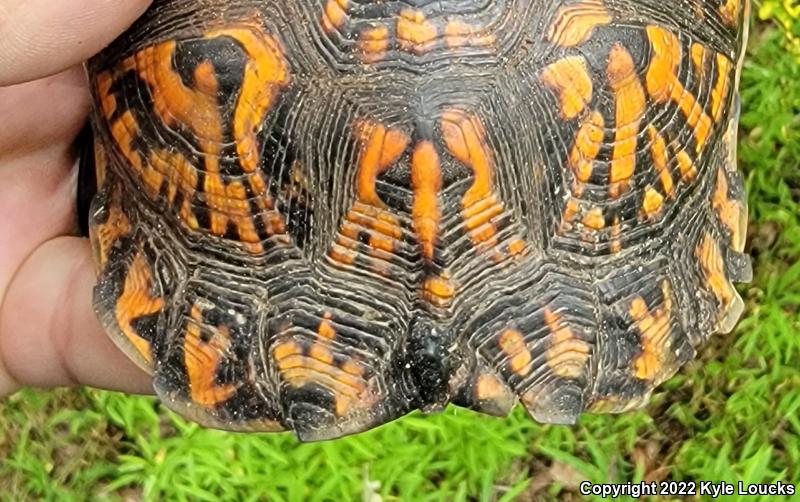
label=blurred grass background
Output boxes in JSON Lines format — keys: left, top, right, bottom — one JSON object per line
{"left": 2, "top": 4, "right": 799, "bottom": 501}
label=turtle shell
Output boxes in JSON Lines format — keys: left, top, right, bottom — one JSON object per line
{"left": 86, "top": 0, "right": 752, "bottom": 441}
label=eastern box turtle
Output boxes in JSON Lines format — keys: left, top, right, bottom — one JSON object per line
{"left": 84, "top": 0, "right": 752, "bottom": 441}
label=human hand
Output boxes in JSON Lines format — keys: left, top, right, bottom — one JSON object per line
{"left": 0, "top": 0, "right": 154, "bottom": 396}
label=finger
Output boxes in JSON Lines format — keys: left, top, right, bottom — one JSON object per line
{"left": 0, "top": 237, "right": 153, "bottom": 396}
{"left": 0, "top": 0, "right": 152, "bottom": 86}
{"left": 0, "top": 67, "right": 90, "bottom": 159}
{"left": 0, "top": 108, "right": 83, "bottom": 328}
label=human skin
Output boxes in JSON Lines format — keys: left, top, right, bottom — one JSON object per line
{"left": 0, "top": 0, "right": 155, "bottom": 397}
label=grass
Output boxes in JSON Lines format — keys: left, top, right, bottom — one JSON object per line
{"left": 2, "top": 7, "right": 799, "bottom": 502}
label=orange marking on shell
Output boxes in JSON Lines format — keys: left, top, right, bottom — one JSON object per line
{"left": 475, "top": 373, "right": 509, "bottom": 401}
{"left": 461, "top": 194, "right": 499, "bottom": 221}
{"left": 341, "top": 359, "right": 365, "bottom": 377}
{"left": 369, "top": 233, "right": 396, "bottom": 254}
{"left": 318, "top": 313, "right": 337, "bottom": 341}
{"left": 712, "top": 168, "right": 746, "bottom": 253}
{"left": 610, "top": 216, "right": 622, "bottom": 253}
{"left": 278, "top": 365, "right": 363, "bottom": 396}
{"left": 277, "top": 357, "right": 365, "bottom": 396}
{"left": 464, "top": 204, "right": 503, "bottom": 245}
{"left": 93, "top": 193, "right": 132, "bottom": 268}
{"left": 711, "top": 54, "right": 732, "bottom": 122}
{"left": 105, "top": 106, "right": 191, "bottom": 205}
{"left": 95, "top": 72, "right": 117, "bottom": 118}
{"left": 548, "top": 0, "right": 612, "bottom": 47}
{"left": 273, "top": 340, "right": 302, "bottom": 360}
{"left": 184, "top": 307, "right": 238, "bottom": 407}
{"left": 330, "top": 205, "right": 405, "bottom": 269}
{"left": 645, "top": 27, "right": 714, "bottom": 152}
{"left": 147, "top": 149, "right": 199, "bottom": 205}
{"left": 441, "top": 110, "right": 494, "bottom": 208}
{"left": 690, "top": 43, "right": 708, "bottom": 77}
{"left": 441, "top": 109, "right": 516, "bottom": 258}
{"left": 642, "top": 186, "right": 665, "bottom": 218}
{"left": 106, "top": 109, "right": 142, "bottom": 175}
{"left": 274, "top": 333, "right": 369, "bottom": 418}
{"left": 411, "top": 141, "right": 442, "bottom": 262}
{"left": 335, "top": 396, "right": 354, "bottom": 417}
{"left": 540, "top": 56, "right": 593, "bottom": 119}
{"left": 358, "top": 24, "right": 390, "bottom": 63}
{"left": 134, "top": 42, "right": 223, "bottom": 155}
{"left": 569, "top": 110, "right": 604, "bottom": 183}
{"left": 193, "top": 60, "right": 217, "bottom": 95}
{"left": 322, "top": 0, "right": 349, "bottom": 33}
{"left": 114, "top": 252, "right": 162, "bottom": 365}
{"left": 351, "top": 204, "right": 405, "bottom": 238}
{"left": 328, "top": 122, "right": 410, "bottom": 272}
{"left": 102, "top": 26, "right": 289, "bottom": 253}
{"left": 328, "top": 243, "right": 357, "bottom": 266}
{"left": 507, "top": 238, "right": 528, "bottom": 257}
{"left": 338, "top": 221, "right": 361, "bottom": 241}
{"left": 356, "top": 121, "right": 411, "bottom": 207}
{"left": 441, "top": 110, "right": 508, "bottom": 254}
{"left": 93, "top": 140, "right": 108, "bottom": 189}
{"left": 697, "top": 233, "right": 735, "bottom": 309}
{"left": 204, "top": 26, "right": 290, "bottom": 174}
{"left": 204, "top": 178, "right": 265, "bottom": 252}
{"left": 498, "top": 329, "right": 532, "bottom": 376}
{"left": 179, "top": 199, "right": 200, "bottom": 230}
{"left": 443, "top": 20, "right": 495, "bottom": 49}
{"left": 582, "top": 207, "right": 605, "bottom": 230}
{"left": 719, "top": 0, "right": 740, "bottom": 26}
{"left": 647, "top": 126, "right": 675, "bottom": 198}
{"left": 607, "top": 43, "right": 646, "bottom": 191}
{"left": 309, "top": 344, "right": 335, "bottom": 365}
{"left": 422, "top": 275, "right": 456, "bottom": 308}
{"left": 397, "top": 9, "right": 438, "bottom": 54}
{"left": 561, "top": 197, "right": 581, "bottom": 226}
{"left": 676, "top": 149, "right": 697, "bottom": 182}
{"left": 629, "top": 281, "right": 674, "bottom": 381}
{"left": 544, "top": 309, "right": 590, "bottom": 379}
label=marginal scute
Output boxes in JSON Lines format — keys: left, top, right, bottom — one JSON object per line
{"left": 544, "top": 309, "right": 590, "bottom": 379}
{"left": 114, "top": 251, "right": 162, "bottom": 367}
{"left": 711, "top": 54, "right": 733, "bottom": 122}
{"left": 184, "top": 305, "right": 239, "bottom": 407}
{"left": 696, "top": 232, "right": 744, "bottom": 333}
{"left": 628, "top": 281, "right": 676, "bottom": 382}
{"left": 270, "top": 309, "right": 383, "bottom": 438}
{"left": 712, "top": 167, "right": 747, "bottom": 253}
{"left": 90, "top": 185, "right": 132, "bottom": 269}
{"left": 719, "top": 0, "right": 741, "bottom": 26}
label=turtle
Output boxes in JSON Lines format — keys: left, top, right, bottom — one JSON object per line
{"left": 83, "top": 0, "right": 752, "bottom": 441}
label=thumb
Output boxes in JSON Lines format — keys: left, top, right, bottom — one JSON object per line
{"left": 0, "top": 0, "right": 152, "bottom": 86}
